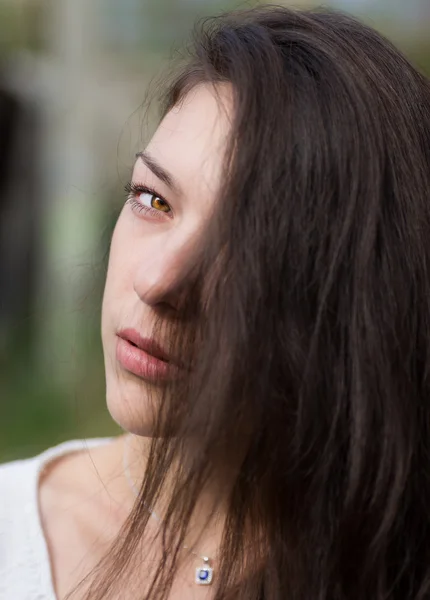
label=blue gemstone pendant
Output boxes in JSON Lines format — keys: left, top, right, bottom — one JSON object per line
{"left": 195, "top": 558, "right": 213, "bottom": 585}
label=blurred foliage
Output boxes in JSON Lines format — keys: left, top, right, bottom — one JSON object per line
{"left": 0, "top": 291, "right": 120, "bottom": 463}
{"left": 403, "top": 41, "right": 430, "bottom": 75}
{"left": 0, "top": 3, "right": 25, "bottom": 53}
{"left": 0, "top": 1, "right": 46, "bottom": 53}
{"left": 0, "top": 205, "right": 121, "bottom": 462}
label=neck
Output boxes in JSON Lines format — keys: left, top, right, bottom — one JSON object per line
{"left": 123, "top": 432, "right": 234, "bottom": 559}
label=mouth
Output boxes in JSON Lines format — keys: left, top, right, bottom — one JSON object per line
{"left": 115, "top": 329, "right": 179, "bottom": 382}
{"left": 117, "top": 329, "right": 171, "bottom": 363}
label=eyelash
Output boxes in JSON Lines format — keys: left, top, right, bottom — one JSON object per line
{"left": 124, "top": 181, "right": 173, "bottom": 220}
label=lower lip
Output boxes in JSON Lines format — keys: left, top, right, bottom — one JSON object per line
{"left": 116, "top": 336, "right": 176, "bottom": 381}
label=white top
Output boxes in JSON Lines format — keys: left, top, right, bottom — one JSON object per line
{"left": 0, "top": 437, "right": 112, "bottom": 600}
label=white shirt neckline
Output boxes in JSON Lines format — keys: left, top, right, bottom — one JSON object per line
{"left": 19, "top": 437, "right": 112, "bottom": 600}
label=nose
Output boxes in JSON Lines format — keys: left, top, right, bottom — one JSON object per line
{"left": 133, "top": 234, "right": 198, "bottom": 310}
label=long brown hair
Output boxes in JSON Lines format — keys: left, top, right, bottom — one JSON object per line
{"left": 76, "top": 5, "right": 430, "bottom": 599}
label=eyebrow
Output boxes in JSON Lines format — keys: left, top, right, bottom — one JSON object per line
{"left": 135, "top": 151, "right": 181, "bottom": 196}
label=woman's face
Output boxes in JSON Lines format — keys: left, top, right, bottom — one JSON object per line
{"left": 102, "top": 83, "right": 232, "bottom": 435}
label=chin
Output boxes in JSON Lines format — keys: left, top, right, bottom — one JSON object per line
{"left": 105, "top": 374, "right": 157, "bottom": 437}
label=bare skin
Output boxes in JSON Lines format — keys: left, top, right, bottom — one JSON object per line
{"left": 39, "top": 436, "right": 225, "bottom": 599}
{"left": 38, "top": 83, "right": 234, "bottom": 599}
{"left": 38, "top": 437, "right": 132, "bottom": 599}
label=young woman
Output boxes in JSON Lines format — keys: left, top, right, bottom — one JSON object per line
{"left": 1, "top": 5, "right": 430, "bottom": 600}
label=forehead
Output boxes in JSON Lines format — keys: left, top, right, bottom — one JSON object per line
{"left": 145, "top": 83, "right": 233, "bottom": 201}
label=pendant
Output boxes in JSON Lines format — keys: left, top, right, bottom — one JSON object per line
{"left": 195, "top": 557, "right": 213, "bottom": 585}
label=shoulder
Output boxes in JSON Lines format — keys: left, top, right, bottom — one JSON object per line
{"left": 0, "top": 437, "right": 114, "bottom": 515}
{"left": 0, "top": 438, "right": 110, "bottom": 514}
{"left": 0, "top": 437, "right": 114, "bottom": 529}
{"left": 0, "top": 438, "right": 112, "bottom": 599}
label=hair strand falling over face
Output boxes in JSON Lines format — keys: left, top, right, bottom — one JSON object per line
{"left": 71, "top": 5, "right": 430, "bottom": 600}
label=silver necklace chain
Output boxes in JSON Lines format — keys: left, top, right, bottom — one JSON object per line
{"left": 122, "top": 435, "right": 215, "bottom": 585}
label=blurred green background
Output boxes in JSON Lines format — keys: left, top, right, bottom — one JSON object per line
{"left": 0, "top": 0, "right": 429, "bottom": 462}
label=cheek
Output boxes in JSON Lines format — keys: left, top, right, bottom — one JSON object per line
{"left": 105, "top": 211, "right": 134, "bottom": 285}
{"left": 102, "top": 209, "right": 150, "bottom": 322}
{"left": 102, "top": 214, "right": 129, "bottom": 319}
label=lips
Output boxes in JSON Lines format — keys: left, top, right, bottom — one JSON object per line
{"left": 117, "top": 329, "right": 170, "bottom": 363}
{"left": 115, "top": 328, "right": 179, "bottom": 381}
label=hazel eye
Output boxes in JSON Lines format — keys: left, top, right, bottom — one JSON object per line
{"left": 124, "top": 181, "right": 173, "bottom": 219}
{"left": 140, "top": 193, "right": 171, "bottom": 213}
